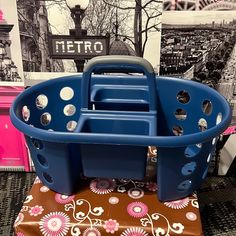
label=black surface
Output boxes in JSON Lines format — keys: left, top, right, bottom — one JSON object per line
{"left": 0, "top": 172, "right": 236, "bottom": 236}
{"left": 0, "top": 172, "right": 36, "bottom": 236}
{"left": 197, "top": 176, "right": 236, "bottom": 236}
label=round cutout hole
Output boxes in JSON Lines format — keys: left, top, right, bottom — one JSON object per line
{"left": 177, "top": 90, "right": 190, "bottom": 104}
{"left": 181, "top": 162, "right": 197, "bottom": 176}
{"left": 177, "top": 180, "right": 192, "bottom": 192}
{"left": 172, "top": 125, "right": 183, "bottom": 136}
{"left": 36, "top": 94, "right": 48, "bottom": 109}
{"left": 174, "top": 108, "right": 187, "bottom": 120}
{"left": 198, "top": 118, "right": 207, "bottom": 131}
{"left": 60, "top": 87, "right": 74, "bottom": 101}
{"left": 41, "top": 113, "right": 51, "bottom": 126}
{"left": 66, "top": 121, "right": 77, "bottom": 131}
{"left": 184, "top": 144, "right": 201, "bottom": 158}
{"left": 63, "top": 104, "right": 76, "bottom": 116}
{"left": 31, "top": 139, "right": 43, "bottom": 150}
{"left": 196, "top": 143, "right": 202, "bottom": 148}
{"left": 37, "top": 154, "right": 48, "bottom": 167}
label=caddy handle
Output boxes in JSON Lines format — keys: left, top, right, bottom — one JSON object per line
{"left": 81, "top": 55, "right": 157, "bottom": 112}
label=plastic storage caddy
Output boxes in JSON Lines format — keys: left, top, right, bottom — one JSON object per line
{"left": 10, "top": 56, "right": 231, "bottom": 201}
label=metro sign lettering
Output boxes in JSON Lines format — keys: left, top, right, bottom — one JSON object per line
{"left": 55, "top": 40, "right": 104, "bottom": 54}
{"left": 49, "top": 35, "right": 109, "bottom": 59}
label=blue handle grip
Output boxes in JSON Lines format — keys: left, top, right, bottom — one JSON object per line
{"left": 81, "top": 55, "right": 157, "bottom": 112}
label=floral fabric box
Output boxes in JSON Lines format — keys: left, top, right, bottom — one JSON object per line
{"left": 14, "top": 180, "right": 203, "bottom": 235}
{"left": 14, "top": 151, "right": 203, "bottom": 236}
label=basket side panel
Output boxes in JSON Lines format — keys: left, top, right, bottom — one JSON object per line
{"left": 81, "top": 144, "right": 148, "bottom": 180}
{"left": 25, "top": 136, "right": 82, "bottom": 195}
{"left": 157, "top": 141, "right": 214, "bottom": 201}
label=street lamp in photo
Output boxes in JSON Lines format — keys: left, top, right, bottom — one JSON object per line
{"left": 66, "top": 0, "right": 89, "bottom": 72}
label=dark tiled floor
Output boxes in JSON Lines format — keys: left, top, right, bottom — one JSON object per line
{"left": 0, "top": 172, "right": 36, "bottom": 236}
{"left": 1, "top": 172, "right": 236, "bottom": 236}
{"left": 197, "top": 176, "right": 236, "bottom": 236}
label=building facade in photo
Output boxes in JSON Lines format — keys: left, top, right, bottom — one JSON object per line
{"left": 17, "top": 0, "right": 64, "bottom": 72}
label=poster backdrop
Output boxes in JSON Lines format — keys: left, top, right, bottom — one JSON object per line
{"left": 12, "top": 0, "right": 163, "bottom": 85}
{"left": 0, "top": 0, "right": 24, "bottom": 86}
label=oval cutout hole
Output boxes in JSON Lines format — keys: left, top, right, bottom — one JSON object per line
{"left": 43, "top": 172, "right": 53, "bottom": 183}
{"left": 202, "top": 100, "right": 212, "bottom": 115}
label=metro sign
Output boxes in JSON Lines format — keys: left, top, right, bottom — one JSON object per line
{"left": 49, "top": 35, "right": 110, "bottom": 59}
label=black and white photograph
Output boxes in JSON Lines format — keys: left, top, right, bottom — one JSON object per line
{"left": 160, "top": 11, "right": 236, "bottom": 119}
{"left": 163, "top": 0, "right": 236, "bottom": 11}
{"left": 15, "top": 0, "right": 163, "bottom": 85}
{"left": 160, "top": 10, "right": 236, "bottom": 200}
{"left": 0, "top": 0, "right": 24, "bottom": 85}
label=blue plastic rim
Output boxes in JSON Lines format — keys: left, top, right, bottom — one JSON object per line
{"left": 10, "top": 56, "right": 232, "bottom": 201}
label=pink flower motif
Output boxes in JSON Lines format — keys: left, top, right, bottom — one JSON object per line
{"left": 39, "top": 212, "right": 70, "bottom": 236}
{"left": 90, "top": 178, "right": 116, "bottom": 194}
{"left": 146, "top": 182, "right": 158, "bottom": 192}
{"left": 164, "top": 197, "right": 189, "bottom": 209}
{"left": 29, "top": 205, "right": 44, "bottom": 216}
{"left": 55, "top": 193, "right": 75, "bottom": 204}
{"left": 83, "top": 227, "right": 101, "bottom": 236}
{"left": 128, "top": 188, "right": 144, "bottom": 199}
{"left": 127, "top": 202, "right": 148, "bottom": 218}
{"left": 14, "top": 213, "right": 24, "bottom": 227}
{"left": 121, "top": 227, "right": 148, "bottom": 236}
{"left": 103, "top": 219, "right": 119, "bottom": 234}
{"left": 16, "top": 232, "right": 25, "bottom": 236}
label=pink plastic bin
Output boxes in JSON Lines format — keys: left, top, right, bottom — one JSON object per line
{"left": 0, "top": 86, "right": 30, "bottom": 171}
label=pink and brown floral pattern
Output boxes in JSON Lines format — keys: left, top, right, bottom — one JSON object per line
{"left": 39, "top": 212, "right": 70, "bottom": 236}
{"left": 14, "top": 213, "right": 24, "bottom": 227}
{"left": 55, "top": 194, "right": 75, "bottom": 204}
{"left": 90, "top": 178, "right": 116, "bottom": 195}
{"left": 127, "top": 202, "right": 148, "bottom": 218}
{"left": 108, "top": 197, "right": 119, "bottom": 205}
{"left": 186, "top": 212, "right": 197, "bottom": 221}
{"left": 128, "top": 188, "right": 144, "bottom": 199}
{"left": 24, "top": 195, "right": 33, "bottom": 203}
{"left": 164, "top": 197, "right": 190, "bottom": 209}
{"left": 83, "top": 227, "right": 101, "bottom": 236}
{"left": 40, "top": 186, "right": 49, "bottom": 192}
{"left": 29, "top": 205, "right": 44, "bottom": 216}
{"left": 14, "top": 176, "right": 202, "bottom": 236}
{"left": 103, "top": 219, "right": 119, "bottom": 233}
{"left": 121, "top": 227, "right": 149, "bottom": 236}
{"left": 16, "top": 232, "right": 25, "bottom": 236}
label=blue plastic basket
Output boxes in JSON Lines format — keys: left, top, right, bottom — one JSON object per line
{"left": 10, "top": 55, "right": 232, "bottom": 201}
